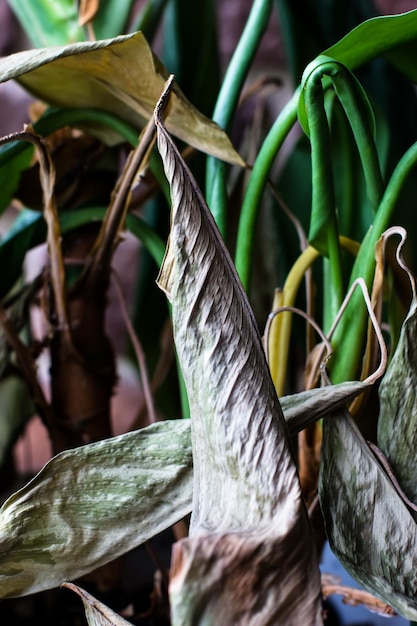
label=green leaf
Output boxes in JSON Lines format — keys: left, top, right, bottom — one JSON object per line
{"left": 0, "top": 145, "right": 33, "bottom": 216}
{"left": 0, "top": 33, "right": 243, "bottom": 165}
{"left": 0, "top": 207, "right": 165, "bottom": 300}
{"left": 8, "top": 0, "right": 84, "bottom": 47}
{"left": 92, "top": 0, "right": 134, "bottom": 40}
{"left": 155, "top": 86, "right": 323, "bottom": 625}
{"left": 320, "top": 374, "right": 417, "bottom": 620}
{"left": 323, "top": 9, "right": 417, "bottom": 82}
{"left": 0, "top": 420, "right": 192, "bottom": 599}
{"left": 0, "top": 209, "right": 44, "bottom": 299}
{"left": 0, "top": 377, "right": 34, "bottom": 467}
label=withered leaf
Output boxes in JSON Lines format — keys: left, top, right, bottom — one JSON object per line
{"left": 377, "top": 297, "right": 417, "bottom": 504}
{"left": 0, "top": 420, "right": 192, "bottom": 599}
{"left": 0, "top": 33, "right": 243, "bottom": 165}
{"left": 63, "top": 583, "right": 133, "bottom": 625}
{"left": 319, "top": 374, "right": 417, "bottom": 620}
{"left": 155, "top": 81, "right": 323, "bottom": 626}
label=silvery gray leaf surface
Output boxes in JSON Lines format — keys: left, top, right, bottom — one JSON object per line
{"left": 0, "top": 420, "right": 192, "bottom": 598}
{"left": 320, "top": 389, "right": 417, "bottom": 620}
{"left": 155, "top": 83, "right": 323, "bottom": 626}
{"left": 378, "top": 298, "right": 417, "bottom": 503}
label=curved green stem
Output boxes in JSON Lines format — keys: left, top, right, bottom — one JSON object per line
{"left": 305, "top": 71, "right": 344, "bottom": 323}
{"left": 331, "top": 68, "right": 384, "bottom": 213}
{"left": 235, "top": 89, "right": 299, "bottom": 289}
{"left": 331, "top": 141, "right": 417, "bottom": 382}
{"left": 205, "top": 0, "right": 274, "bottom": 235}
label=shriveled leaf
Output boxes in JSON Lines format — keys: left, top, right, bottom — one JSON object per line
{"left": 319, "top": 376, "right": 417, "bottom": 620}
{"left": 0, "top": 33, "right": 243, "bottom": 165}
{"left": 282, "top": 380, "right": 368, "bottom": 433}
{"left": 63, "top": 583, "right": 133, "bottom": 625}
{"left": 0, "top": 420, "right": 192, "bottom": 599}
{"left": 155, "top": 83, "right": 323, "bottom": 626}
{"left": 377, "top": 297, "right": 417, "bottom": 504}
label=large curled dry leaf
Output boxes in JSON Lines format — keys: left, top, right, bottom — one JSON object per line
{"left": 155, "top": 81, "right": 323, "bottom": 626}
{"left": 0, "top": 420, "right": 192, "bottom": 599}
{"left": 319, "top": 374, "right": 417, "bottom": 620}
{"left": 0, "top": 32, "right": 243, "bottom": 165}
{"left": 63, "top": 583, "right": 133, "bottom": 625}
{"left": 377, "top": 283, "right": 417, "bottom": 503}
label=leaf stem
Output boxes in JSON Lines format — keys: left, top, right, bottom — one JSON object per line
{"left": 331, "top": 140, "right": 417, "bottom": 382}
{"left": 235, "top": 89, "right": 299, "bottom": 289}
{"left": 206, "top": 0, "right": 274, "bottom": 235}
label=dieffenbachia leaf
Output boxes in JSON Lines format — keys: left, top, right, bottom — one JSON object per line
{"left": 0, "top": 32, "right": 243, "bottom": 166}
{"left": 0, "top": 420, "right": 192, "bottom": 599}
{"left": 155, "top": 79, "right": 323, "bottom": 626}
{"left": 319, "top": 374, "right": 417, "bottom": 620}
{"left": 63, "top": 583, "right": 133, "bottom": 626}
{"left": 377, "top": 288, "right": 417, "bottom": 504}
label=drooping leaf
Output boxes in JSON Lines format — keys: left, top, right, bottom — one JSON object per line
{"left": 63, "top": 583, "right": 133, "bottom": 626}
{"left": 319, "top": 374, "right": 417, "bottom": 620}
{"left": 0, "top": 420, "right": 192, "bottom": 599}
{"left": 377, "top": 287, "right": 417, "bottom": 503}
{"left": 281, "top": 380, "right": 368, "bottom": 433}
{"left": 155, "top": 82, "right": 323, "bottom": 626}
{"left": 0, "top": 33, "right": 243, "bottom": 166}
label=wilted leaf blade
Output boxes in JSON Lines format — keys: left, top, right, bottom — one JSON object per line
{"left": 0, "top": 420, "right": 192, "bottom": 598}
{"left": 320, "top": 394, "right": 417, "bottom": 619}
{"left": 155, "top": 95, "right": 323, "bottom": 625}
{"left": 63, "top": 583, "right": 133, "bottom": 625}
{"left": 377, "top": 298, "right": 417, "bottom": 503}
{"left": 0, "top": 33, "right": 243, "bottom": 165}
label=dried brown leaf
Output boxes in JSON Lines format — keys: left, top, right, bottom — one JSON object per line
{"left": 0, "top": 34, "right": 243, "bottom": 165}
{"left": 377, "top": 228, "right": 417, "bottom": 503}
{"left": 63, "top": 583, "right": 133, "bottom": 625}
{"left": 155, "top": 81, "right": 323, "bottom": 626}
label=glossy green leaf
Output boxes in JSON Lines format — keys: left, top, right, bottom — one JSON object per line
{"left": 0, "top": 419, "right": 192, "bottom": 599}
{"left": 0, "top": 209, "right": 44, "bottom": 299}
{"left": 0, "top": 33, "right": 243, "bottom": 165}
{"left": 8, "top": 0, "right": 84, "bottom": 47}
{"left": 320, "top": 376, "right": 417, "bottom": 620}
{"left": 155, "top": 88, "right": 323, "bottom": 626}
{"left": 323, "top": 9, "right": 417, "bottom": 82}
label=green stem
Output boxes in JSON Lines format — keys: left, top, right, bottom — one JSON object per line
{"left": 235, "top": 89, "right": 299, "bottom": 290}
{"left": 305, "top": 74, "right": 344, "bottom": 323}
{"left": 205, "top": 0, "right": 274, "bottom": 235}
{"left": 331, "top": 141, "right": 417, "bottom": 382}
{"left": 331, "top": 67, "right": 384, "bottom": 213}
